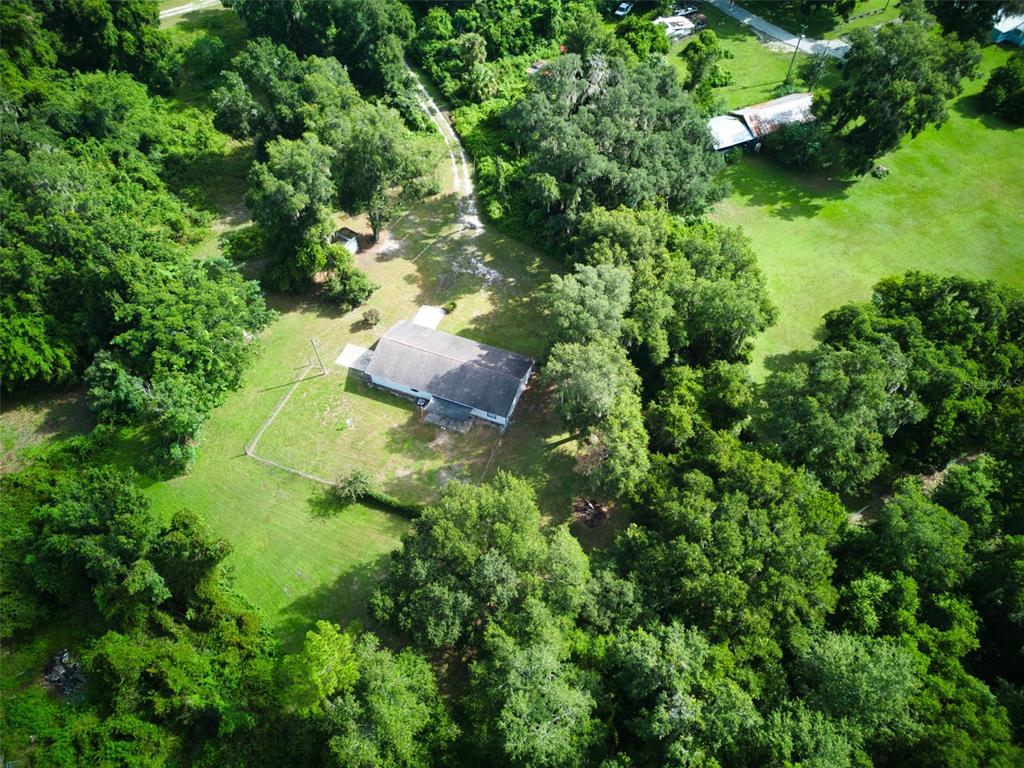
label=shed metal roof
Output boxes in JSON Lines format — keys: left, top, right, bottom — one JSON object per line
{"left": 731, "top": 92, "right": 814, "bottom": 138}
{"left": 365, "top": 321, "right": 533, "bottom": 417}
{"left": 995, "top": 13, "right": 1024, "bottom": 34}
{"left": 708, "top": 114, "right": 756, "bottom": 150}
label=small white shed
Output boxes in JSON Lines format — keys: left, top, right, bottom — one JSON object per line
{"left": 331, "top": 227, "right": 360, "bottom": 255}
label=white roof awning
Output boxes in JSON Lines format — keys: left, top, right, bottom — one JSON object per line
{"left": 708, "top": 115, "right": 755, "bottom": 150}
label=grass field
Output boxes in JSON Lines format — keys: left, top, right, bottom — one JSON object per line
{"left": 141, "top": 294, "right": 413, "bottom": 648}
{"left": 251, "top": 195, "right": 583, "bottom": 514}
{"left": 0, "top": 6, "right": 596, "bottom": 649}
{"left": 668, "top": 5, "right": 829, "bottom": 110}
{"left": 712, "top": 44, "right": 1024, "bottom": 377}
{"left": 744, "top": 0, "right": 901, "bottom": 40}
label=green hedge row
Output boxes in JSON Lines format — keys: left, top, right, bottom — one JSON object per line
{"left": 362, "top": 487, "right": 424, "bottom": 519}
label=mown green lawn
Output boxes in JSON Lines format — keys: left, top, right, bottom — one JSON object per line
{"left": 713, "top": 45, "right": 1024, "bottom": 377}
{"left": 143, "top": 295, "right": 412, "bottom": 649}
{"left": 253, "top": 194, "right": 584, "bottom": 520}
{"left": 144, "top": 180, "right": 587, "bottom": 647}
{"left": 744, "top": 0, "right": 901, "bottom": 40}
{"left": 668, "top": 5, "right": 826, "bottom": 110}
{"left": 1, "top": 3, "right": 592, "bottom": 650}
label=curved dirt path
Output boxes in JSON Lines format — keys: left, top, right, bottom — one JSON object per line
{"left": 405, "top": 62, "right": 482, "bottom": 231}
{"left": 159, "top": 0, "right": 220, "bottom": 20}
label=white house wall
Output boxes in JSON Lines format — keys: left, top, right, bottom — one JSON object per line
{"left": 370, "top": 375, "right": 509, "bottom": 426}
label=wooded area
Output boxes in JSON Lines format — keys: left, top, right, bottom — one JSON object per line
{"left": 1, "top": 1, "right": 1022, "bottom": 766}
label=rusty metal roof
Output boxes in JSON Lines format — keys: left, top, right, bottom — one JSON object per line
{"left": 731, "top": 92, "right": 814, "bottom": 139}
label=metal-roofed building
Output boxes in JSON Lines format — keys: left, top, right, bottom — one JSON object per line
{"left": 733, "top": 92, "right": 814, "bottom": 138}
{"left": 708, "top": 115, "right": 756, "bottom": 151}
{"left": 708, "top": 92, "right": 814, "bottom": 151}
{"left": 364, "top": 321, "right": 533, "bottom": 430}
{"left": 331, "top": 227, "right": 360, "bottom": 255}
{"left": 993, "top": 13, "right": 1024, "bottom": 45}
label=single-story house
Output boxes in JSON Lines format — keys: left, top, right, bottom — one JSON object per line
{"left": 331, "top": 227, "right": 360, "bottom": 255}
{"left": 993, "top": 13, "right": 1024, "bottom": 45}
{"left": 708, "top": 92, "right": 814, "bottom": 151}
{"left": 363, "top": 321, "right": 533, "bottom": 430}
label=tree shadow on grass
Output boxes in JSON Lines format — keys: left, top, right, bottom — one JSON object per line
{"left": 307, "top": 486, "right": 342, "bottom": 520}
{"left": 1, "top": 385, "right": 94, "bottom": 471}
{"left": 168, "top": 142, "right": 253, "bottom": 220}
{"left": 761, "top": 347, "right": 817, "bottom": 376}
{"left": 723, "top": 154, "right": 853, "bottom": 219}
{"left": 275, "top": 554, "right": 393, "bottom": 652}
{"left": 951, "top": 91, "right": 1019, "bottom": 132}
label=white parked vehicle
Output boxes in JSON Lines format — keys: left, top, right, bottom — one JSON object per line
{"left": 613, "top": 2, "right": 634, "bottom": 18}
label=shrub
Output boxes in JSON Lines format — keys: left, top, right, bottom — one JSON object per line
{"left": 981, "top": 51, "right": 1024, "bottom": 125}
{"left": 763, "top": 120, "right": 829, "bottom": 169}
{"left": 441, "top": 301, "right": 457, "bottom": 314}
{"left": 363, "top": 487, "right": 424, "bottom": 518}
{"left": 332, "top": 470, "right": 373, "bottom": 507}
{"left": 187, "top": 35, "right": 228, "bottom": 79}
{"left": 323, "top": 253, "right": 378, "bottom": 312}
{"left": 362, "top": 308, "right": 381, "bottom": 328}
{"left": 220, "top": 226, "right": 263, "bottom": 263}
{"left": 327, "top": 470, "right": 423, "bottom": 517}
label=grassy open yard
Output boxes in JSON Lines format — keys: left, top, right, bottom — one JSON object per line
{"left": 252, "top": 210, "right": 583, "bottom": 515}
{"left": 744, "top": 0, "right": 901, "bottom": 40}
{"left": 1, "top": 5, "right": 596, "bottom": 649}
{"left": 713, "top": 44, "right": 1024, "bottom": 377}
{"left": 143, "top": 177, "right": 588, "bottom": 646}
{"left": 668, "top": 5, "right": 827, "bottom": 109}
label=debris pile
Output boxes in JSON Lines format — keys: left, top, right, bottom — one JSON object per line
{"left": 452, "top": 254, "right": 503, "bottom": 285}
{"left": 43, "top": 649, "right": 85, "bottom": 699}
{"left": 573, "top": 498, "right": 608, "bottom": 528}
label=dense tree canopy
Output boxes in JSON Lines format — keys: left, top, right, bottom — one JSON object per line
{"left": 821, "top": 3, "right": 981, "bottom": 172}
{"left": 615, "top": 431, "right": 848, "bottom": 666}
{"left": 1, "top": 450, "right": 280, "bottom": 763}
{"left": 4, "top": 3, "right": 1024, "bottom": 766}
{"left": 503, "top": 55, "right": 723, "bottom": 239}
{"left": 572, "top": 207, "right": 776, "bottom": 365}
{"left": 0, "top": 69, "right": 271, "bottom": 466}
{"left": 214, "top": 38, "right": 437, "bottom": 284}
{"left": 761, "top": 272, "right": 1024, "bottom": 494}
{"left": 372, "top": 474, "right": 590, "bottom": 650}
{"left": 231, "top": 0, "right": 414, "bottom": 102}
{"left": 1, "top": 0, "right": 177, "bottom": 92}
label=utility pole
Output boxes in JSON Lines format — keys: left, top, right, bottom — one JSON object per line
{"left": 311, "top": 338, "right": 325, "bottom": 375}
{"left": 786, "top": 24, "right": 808, "bottom": 82}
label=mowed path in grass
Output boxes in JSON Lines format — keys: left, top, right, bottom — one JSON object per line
{"left": 712, "top": 45, "right": 1024, "bottom": 377}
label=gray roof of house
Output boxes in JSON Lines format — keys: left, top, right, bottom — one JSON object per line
{"left": 365, "top": 321, "right": 533, "bottom": 417}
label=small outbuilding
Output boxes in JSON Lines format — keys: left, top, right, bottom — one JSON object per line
{"left": 331, "top": 227, "right": 360, "bottom": 255}
{"left": 527, "top": 59, "right": 549, "bottom": 76}
{"left": 708, "top": 92, "right": 814, "bottom": 151}
{"left": 993, "top": 13, "right": 1024, "bottom": 45}
{"left": 364, "top": 321, "right": 533, "bottom": 431}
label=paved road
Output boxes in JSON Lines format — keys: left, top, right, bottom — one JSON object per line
{"left": 706, "top": 0, "right": 851, "bottom": 59}
{"left": 159, "top": 0, "right": 221, "bottom": 21}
